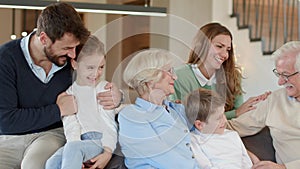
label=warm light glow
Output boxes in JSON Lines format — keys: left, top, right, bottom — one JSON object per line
{"left": 0, "top": 5, "right": 44, "bottom": 10}
{"left": 76, "top": 8, "right": 167, "bottom": 17}
{"left": 0, "top": 4, "right": 167, "bottom": 17}
{"left": 21, "top": 31, "right": 28, "bottom": 37}
{"left": 10, "top": 34, "right": 16, "bottom": 40}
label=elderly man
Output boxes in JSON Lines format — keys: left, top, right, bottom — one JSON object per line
{"left": 227, "top": 41, "right": 300, "bottom": 169}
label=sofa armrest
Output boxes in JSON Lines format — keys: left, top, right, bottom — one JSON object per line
{"left": 105, "top": 143, "right": 127, "bottom": 169}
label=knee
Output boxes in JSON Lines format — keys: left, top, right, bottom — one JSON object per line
{"left": 45, "top": 150, "right": 62, "bottom": 169}
{"left": 63, "top": 141, "right": 84, "bottom": 155}
{"left": 45, "top": 157, "right": 60, "bottom": 169}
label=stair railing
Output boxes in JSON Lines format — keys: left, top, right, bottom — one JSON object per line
{"left": 231, "top": 0, "right": 300, "bottom": 55}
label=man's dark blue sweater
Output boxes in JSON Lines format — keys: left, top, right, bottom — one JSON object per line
{"left": 0, "top": 39, "right": 72, "bottom": 135}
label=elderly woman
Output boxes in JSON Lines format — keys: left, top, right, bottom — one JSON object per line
{"left": 118, "top": 49, "right": 199, "bottom": 169}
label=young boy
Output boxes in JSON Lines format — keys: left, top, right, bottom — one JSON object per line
{"left": 46, "top": 35, "right": 118, "bottom": 169}
{"left": 184, "top": 88, "right": 255, "bottom": 169}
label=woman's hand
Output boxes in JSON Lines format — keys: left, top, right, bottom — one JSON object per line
{"left": 236, "top": 91, "right": 271, "bottom": 117}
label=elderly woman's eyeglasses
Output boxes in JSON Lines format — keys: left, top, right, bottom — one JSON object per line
{"left": 164, "top": 67, "right": 175, "bottom": 76}
{"left": 272, "top": 69, "right": 299, "bottom": 81}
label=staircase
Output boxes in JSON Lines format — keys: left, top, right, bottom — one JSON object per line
{"left": 231, "top": 0, "right": 300, "bottom": 55}
{"left": 212, "top": 0, "right": 281, "bottom": 99}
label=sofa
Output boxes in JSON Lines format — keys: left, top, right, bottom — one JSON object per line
{"left": 241, "top": 127, "right": 276, "bottom": 162}
{"left": 103, "top": 127, "right": 276, "bottom": 169}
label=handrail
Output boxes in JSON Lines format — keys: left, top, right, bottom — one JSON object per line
{"left": 232, "top": 0, "right": 299, "bottom": 55}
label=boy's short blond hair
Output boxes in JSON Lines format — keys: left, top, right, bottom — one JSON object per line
{"left": 184, "top": 88, "right": 225, "bottom": 125}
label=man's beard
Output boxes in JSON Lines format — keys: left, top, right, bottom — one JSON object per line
{"left": 44, "top": 47, "right": 68, "bottom": 67}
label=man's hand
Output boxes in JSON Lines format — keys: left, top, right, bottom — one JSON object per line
{"left": 56, "top": 92, "right": 77, "bottom": 116}
{"left": 97, "top": 82, "right": 122, "bottom": 110}
{"left": 252, "top": 161, "right": 286, "bottom": 169}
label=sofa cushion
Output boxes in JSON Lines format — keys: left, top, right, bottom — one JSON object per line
{"left": 105, "top": 154, "right": 127, "bottom": 169}
{"left": 241, "top": 127, "right": 276, "bottom": 162}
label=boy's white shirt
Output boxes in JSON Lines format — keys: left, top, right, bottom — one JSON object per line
{"left": 190, "top": 129, "right": 252, "bottom": 169}
{"left": 63, "top": 81, "right": 118, "bottom": 151}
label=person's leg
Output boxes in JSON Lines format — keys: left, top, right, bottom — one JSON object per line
{"left": 80, "top": 132, "right": 104, "bottom": 162}
{"left": 0, "top": 135, "right": 26, "bottom": 169}
{"left": 61, "top": 141, "right": 86, "bottom": 169}
{"left": 45, "top": 147, "right": 64, "bottom": 169}
{"left": 61, "top": 140, "right": 103, "bottom": 169}
{"left": 61, "top": 132, "right": 103, "bottom": 169}
{"left": 21, "top": 128, "right": 66, "bottom": 169}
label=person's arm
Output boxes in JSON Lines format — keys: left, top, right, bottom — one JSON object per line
{"left": 253, "top": 159, "right": 300, "bottom": 169}
{"left": 225, "top": 91, "right": 272, "bottom": 120}
{"left": 252, "top": 161, "right": 286, "bottom": 169}
{"left": 225, "top": 109, "right": 237, "bottom": 120}
{"left": 247, "top": 150, "right": 260, "bottom": 164}
{"left": 56, "top": 92, "right": 77, "bottom": 117}
{"left": 97, "top": 106, "right": 118, "bottom": 155}
{"left": 118, "top": 108, "right": 197, "bottom": 169}
{"left": 226, "top": 97, "right": 269, "bottom": 137}
{"left": 0, "top": 63, "right": 61, "bottom": 134}
{"left": 224, "top": 93, "right": 244, "bottom": 120}
{"left": 234, "top": 91, "right": 272, "bottom": 118}
{"left": 235, "top": 131, "right": 258, "bottom": 166}
{"left": 0, "top": 46, "right": 77, "bottom": 134}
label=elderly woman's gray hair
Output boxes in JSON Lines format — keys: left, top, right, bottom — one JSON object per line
{"left": 272, "top": 41, "right": 300, "bottom": 71}
{"left": 123, "top": 49, "right": 175, "bottom": 95}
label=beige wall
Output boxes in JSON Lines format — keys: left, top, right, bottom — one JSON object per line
{"left": 211, "top": 0, "right": 280, "bottom": 99}
{"left": 168, "top": 0, "right": 213, "bottom": 61}
{"left": 0, "top": 0, "right": 280, "bottom": 98}
{"left": 0, "top": 9, "right": 22, "bottom": 44}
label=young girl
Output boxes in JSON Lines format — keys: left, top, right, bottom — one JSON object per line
{"left": 46, "top": 35, "right": 118, "bottom": 169}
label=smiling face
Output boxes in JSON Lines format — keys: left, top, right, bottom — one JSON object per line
{"left": 152, "top": 67, "right": 177, "bottom": 97}
{"left": 42, "top": 32, "right": 80, "bottom": 66}
{"left": 197, "top": 105, "right": 227, "bottom": 135}
{"left": 72, "top": 54, "right": 106, "bottom": 86}
{"left": 276, "top": 54, "right": 300, "bottom": 100}
{"left": 204, "top": 34, "right": 231, "bottom": 72}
